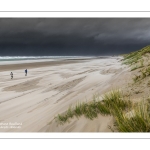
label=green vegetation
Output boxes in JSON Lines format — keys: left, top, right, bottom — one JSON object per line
{"left": 123, "top": 45, "right": 150, "bottom": 65}
{"left": 56, "top": 91, "right": 129, "bottom": 124}
{"left": 123, "top": 45, "right": 150, "bottom": 72}
{"left": 140, "top": 59, "right": 144, "bottom": 67}
{"left": 132, "top": 66, "right": 150, "bottom": 83}
{"left": 114, "top": 101, "right": 150, "bottom": 132}
{"left": 122, "top": 45, "right": 150, "bottom": 84}
{"left": 117, "top": 45, "right": 150, "bottom": 131}
{"left": 131, "top": 65, "right": 138, "bottom": 71}
{"left": 55, "top": 45, "right": 150, "bottom": 132}
{"left": 55, "top": 90, "right": 150, "bottom": 132}
{"left": 132, "top": 74, "right": 140, "bottom": 83}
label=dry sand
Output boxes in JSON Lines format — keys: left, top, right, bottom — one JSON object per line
{"left": 0, "top": 57, "right": 131, "bottom": 132}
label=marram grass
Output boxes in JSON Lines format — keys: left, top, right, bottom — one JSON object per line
{"left": 132, "top": 67, "right": 150, "bottom": 83}
{"left": 55, "top": 90, "right": 131, "bottom": 125}
{"left": 114, "top": 101, "right": 150, "bottom": 132}
{"left": 123, "top": 45, "right": 150, "bottom": 66}
{"left": 55, "top": 90, "right": 150, "bottom": 132}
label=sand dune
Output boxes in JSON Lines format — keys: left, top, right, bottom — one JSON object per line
{"left": 0, "top": 57, "right": 129, "bottom": 132}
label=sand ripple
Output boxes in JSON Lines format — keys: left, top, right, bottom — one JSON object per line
{"left": 3, "top": 78, "right": 41, "bottom": 92}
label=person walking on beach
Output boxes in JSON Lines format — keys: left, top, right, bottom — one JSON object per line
{"left": 25, "top": 69, "right": 27, "bottom": 76}
{"left": 10, "top": 72, "right": 13, "bottom": 79}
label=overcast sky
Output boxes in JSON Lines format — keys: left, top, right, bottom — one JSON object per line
{"left": 0, "top": 18, "right": 149, "bottom": 56}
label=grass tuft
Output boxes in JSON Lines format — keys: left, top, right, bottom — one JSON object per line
{"left": 114, "top": 101, "right": 150, "bottom": 132}
{"left": 55, "top": 89, "right": 150, "bottom": 132}
{"left": 55, "top": 90, "right": 131, "bottom": 124}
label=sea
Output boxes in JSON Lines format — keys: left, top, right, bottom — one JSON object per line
{"left": 0, "top": 56, "right": 90, "bottom": 61}
{"left": 0, "top": 56, "right": 95, "bottom": 65}
{"left": 0, "top": 56, "right": 115, "bottom": 65}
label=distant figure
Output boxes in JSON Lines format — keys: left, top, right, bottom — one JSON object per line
{"left": 10, "top": 72, "right": 13, "bottom": 79}
{"left": 25, "top": 69, "right": 27, "bottom": 76}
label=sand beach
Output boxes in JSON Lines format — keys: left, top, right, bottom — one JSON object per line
{"left": 0, "top": 56, "right": 130, "bottom": 132}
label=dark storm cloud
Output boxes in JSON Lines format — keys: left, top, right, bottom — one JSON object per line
{"left": 0, "top": 18, "right": 150, "bottom": 55}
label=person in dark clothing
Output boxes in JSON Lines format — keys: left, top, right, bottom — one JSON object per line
{"left": 25, "top": 69, "right": 27, "bottom": 76}
{"left": 10, "top": 72, "right": 13, "bottom": 79}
